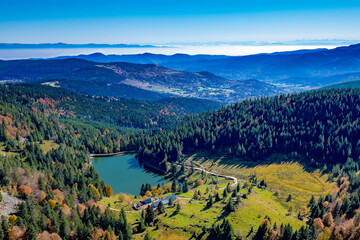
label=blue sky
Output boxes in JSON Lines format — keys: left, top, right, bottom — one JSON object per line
{"left": 1, "top": 0, "right": 360, "bottom": 44}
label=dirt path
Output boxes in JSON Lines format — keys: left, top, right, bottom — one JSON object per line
{"left": 178, "top": 161, "right": 239, "bottom": 186}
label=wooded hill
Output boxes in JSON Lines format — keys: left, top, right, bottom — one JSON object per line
{"left": 0, "top": 84, "right": 221, "bottom": 129}
{"left": 139, "top": 88, "right": 360, "bottom": 171}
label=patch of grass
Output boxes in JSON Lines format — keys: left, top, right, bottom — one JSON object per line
{"left": 193, "top": 153, "right": 336, "bottom": 210}
{"left": 98, "top": 194, "right": 137, "bottom": 212}
{"left": 230, "top": 188, "right": 304, "bottom": 235}
{"left": 39, "top": 140, "right": 60, "bottom": 154}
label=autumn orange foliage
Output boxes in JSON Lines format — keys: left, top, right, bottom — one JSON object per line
{"left": 105, "top": 185, "right": 113, "bottom": 197}
{"left": 19, "top": 185, "right": 32, "bottom": 198}
{"left": 36, "top": 231, "right": 62, "bottom": 240}
{"left": 8, "top": 226, "right": 25, "bottom": 240}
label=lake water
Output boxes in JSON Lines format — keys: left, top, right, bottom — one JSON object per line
{"left": 92, "top": 154, "right": 167, "bottom": 196}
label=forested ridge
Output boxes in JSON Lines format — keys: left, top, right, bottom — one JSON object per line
{"left": 139, "top": 88, "right": 360, "bottom": 170}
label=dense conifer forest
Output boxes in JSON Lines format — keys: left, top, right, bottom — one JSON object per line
{"left": 1, "top": 83, "right": 360, "bottom": 239}
{"left": 139, "top": 89, "right": 360, "bottom": 170}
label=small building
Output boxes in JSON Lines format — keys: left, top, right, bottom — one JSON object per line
{"left": 152, "top": 194, "right": 177, "bottom": 208}
{"left": 142, "top": 198, "right": 152, "bottom": 205}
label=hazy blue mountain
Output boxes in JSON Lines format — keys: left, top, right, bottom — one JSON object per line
{"left": 49, "top": 43, "right": 360, "bottom": 89}
{"left": 168, "top": 43, "right": 360, "bottom": 88}
{"left": 0, "top": 58, "right": 283, "bottom": 103}
{"left": 52, "top": 52, "right": 229, "bottom": 64}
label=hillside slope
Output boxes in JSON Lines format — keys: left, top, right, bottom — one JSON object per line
{"left": 0, "top": 84, "right": 222, "bottom": 129}
{"left": 0, "top": 58, "right": 284, "bottom": 103}
{"left": 139, "top": 88, "right": 360, "bottom": 170}
{"left": 319, "top": 79, "right": 360, "bottom": 90}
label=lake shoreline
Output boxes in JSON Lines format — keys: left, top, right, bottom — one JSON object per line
{"left": 90, "top": 150, "right": 137, "bottom": 158}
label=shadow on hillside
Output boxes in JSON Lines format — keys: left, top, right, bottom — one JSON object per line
{"left": 192, "top": 151, "right": 321, "bottom": 174}
{"left": 217, "top": 209, "right": 231, "bottom": 221}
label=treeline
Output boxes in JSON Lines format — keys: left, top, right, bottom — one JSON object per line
{"left": 139, "top": 89, "right": 360, "bottom": 170}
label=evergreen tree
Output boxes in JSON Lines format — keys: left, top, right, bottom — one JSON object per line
{"left": 157, "top": 201, "right": 165, "bottom": 214}
{"left": 138, "top": 219, "right": 146, "bottom": 233}
{"left": 226, "top": 199, "right": 235, "bottom": 212}
{"left": 215, "top": 192, "right": 221, "bottom": 202}
{"left": 145, "top": 205, "right": 155, "bottom": 226}
{"left": 308, "top": 195, "right": 315, "bottom": 207}
{"left": 182, "top": 180, "right": 189, "bottom": 193}
{"left": 26, "top": 224, "right": 37, "bottom": 240}
{"left": 223, "top": 188, "right": 228, "bottom": 199}
{"left": 171, "top": 179, "right": 177, "bottom": 192}
{"left": 286, "top": 194, "right": 292, "bottom": 202}
{"left": 207, "top": 194, "right": 214, "bottom": 207}
{"left": 175, "top": 202, "right": 181, "bottom": 214}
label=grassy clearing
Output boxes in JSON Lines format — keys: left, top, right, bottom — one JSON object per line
{"left": 230, "top": 188, "right": 304, "bottom": 235}
{"left": 122, "top": 186, "right": 304, "bottom": 239}
{"left": 193, "top": 153, "right": 336, "bottom": 210}
{"left": 39, "top": 140, "right": 60, "bottom": 154}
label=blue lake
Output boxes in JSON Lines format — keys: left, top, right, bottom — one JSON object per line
{"left": 92, "top": 154, "right": 168, "bottom": 196}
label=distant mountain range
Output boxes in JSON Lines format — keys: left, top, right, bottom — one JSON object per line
{"left": 0, "top": 58, "right": 283, "bottom": 103}
{"left": 51, "top": 43, "right": 360, "bottom": 90}
{"left": 2, "top": 43, "right": 359, "bottom": 104}
{"left": 0, "top": 43, "right": 157, "bottom": 49}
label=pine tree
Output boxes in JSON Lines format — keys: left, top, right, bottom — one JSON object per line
{"left": 215, "top": 192, "right": 221, "bottom": 202}
{"left": 182, "top": 180, "right": 189, "bottom": 193}
{"left": 171, "top": 179, "right": 177, "bottom": 192}
{"left": 286, "top": 194, "right": 292, "bottom": 202}
{"left": 138, "top": 219, "right": 146, "bottom": 233}
{"left": 157, "top": 201, "right": 165, "bottom": 214}
{"left": 26, "top": 224, "right": 37, "bottom": 240}
{"left": 226, "top": 199, "right": 235, "bottom": 212}
{"left": 145, "top": 205, "right": 155, "bottom": 226}
{"left": 59, "top": 211, "right": 71, "bottom": 239}
{"left": 207, "top": 194, "right": 214, "bottom": 207}
{"left": 175, "top": 202, "right": 181, "bottom": 214}
{"left": 223, "top": 188, "right": 228, "bottom": 199}
{"left": 308, "top": 195, "right": 315, "bottom": 207}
